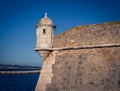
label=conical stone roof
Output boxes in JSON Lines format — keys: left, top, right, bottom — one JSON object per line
{"left": 37, "top": 13, "right": 54, "bottom": 27}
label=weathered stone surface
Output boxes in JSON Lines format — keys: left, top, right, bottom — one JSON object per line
{"left": 38, "top": 51, "right": 51, "bottom": 61}
{"left": 54, "top": 21, "right": 120, "bottom": 47}
{"left": 46, "top": 48, "right": 120, "bottom": 91}
{"left": 35, "top": 51, "right": 58, "bottom": 91}
{"left": 46, "top": 21, "right": 120, "bottom": 91}
{"left": 36, "top": 21, "right": 120, "bottom": 91}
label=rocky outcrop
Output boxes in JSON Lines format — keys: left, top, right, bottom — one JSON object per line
{"left": 36, "top": 21, "right": 120, "bottom": 91}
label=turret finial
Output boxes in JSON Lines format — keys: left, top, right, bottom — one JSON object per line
{"left": 45, "top": 12, "right": 48, "bottom": 18}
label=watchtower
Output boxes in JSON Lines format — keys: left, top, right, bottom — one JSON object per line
{"left": 35, "top": 13, "right": 56, "bottom": 61}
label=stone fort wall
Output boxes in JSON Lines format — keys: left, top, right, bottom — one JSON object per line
{"left": 54, "top": 22, "right": 120, "bottom": 48}
{"left": 36, "top": 21, "right": 120, "bottom": 91}
{"left": 46, "top": 47, "right": 120, "bottom": 91}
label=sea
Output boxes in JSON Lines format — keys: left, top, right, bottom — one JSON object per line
{"left": 0, "top": 68, "right": 40, "bottom": 91}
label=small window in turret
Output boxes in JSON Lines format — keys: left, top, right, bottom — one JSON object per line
{"left": 43, "top": 29, "right": 46, "bottom": 34}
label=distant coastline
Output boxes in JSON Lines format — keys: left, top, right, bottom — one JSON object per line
{"left": 0, "top": 64, "right": 41, "bottom": 69}
{"left": 0, "top": 64, "right": 41, "bottom": 74}
{"left": 0, "top": 70, "right": 40, "bottom": 74}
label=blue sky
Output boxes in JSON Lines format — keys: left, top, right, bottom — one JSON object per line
{"left": 0, "top": 0, "right": 120, "bottom": 66}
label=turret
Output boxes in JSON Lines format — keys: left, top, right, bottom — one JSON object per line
{"left": 35, "top": 13, "right": 56, "bottom": 61}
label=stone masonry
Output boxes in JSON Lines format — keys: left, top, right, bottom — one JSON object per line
{"left": 35, "top": 21, "right": 120, "bottom": 91}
